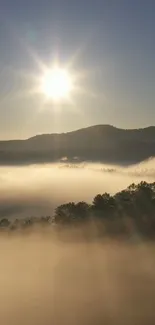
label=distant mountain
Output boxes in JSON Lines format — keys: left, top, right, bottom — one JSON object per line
{"left": 0, "top": 125, "right": 155, "bottom": 165}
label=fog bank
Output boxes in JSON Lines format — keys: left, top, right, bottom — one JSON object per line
{"left": 0, "top": 233, "right": 155, "bottom": 325}
{"left": 0, "top": 158, "right": 155, "bottom": 219}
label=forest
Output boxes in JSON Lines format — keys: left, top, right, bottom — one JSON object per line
{"left": 1, "top": 181, "right": 155, "bottom": 239}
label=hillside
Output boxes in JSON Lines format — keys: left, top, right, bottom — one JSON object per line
{"left": 0, "top": 125, "right": 155, "bottom": 165}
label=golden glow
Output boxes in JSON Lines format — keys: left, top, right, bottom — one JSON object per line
{"left": 14, "top": 50, "right": 89, "bottom": 109}
{"left": 41, "top": 67, "right": 73, "bottom": 101}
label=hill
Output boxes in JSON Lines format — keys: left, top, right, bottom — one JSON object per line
{"left": 0, "top": 125, "right": 155, "bottom": 165}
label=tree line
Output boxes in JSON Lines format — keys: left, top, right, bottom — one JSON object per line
{"left": 1, "top": 181, "right": 155, "bottom": 239}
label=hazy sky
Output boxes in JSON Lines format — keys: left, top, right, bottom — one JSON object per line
{"left": 0, "top": 0, "right": 155, "bottom": 139}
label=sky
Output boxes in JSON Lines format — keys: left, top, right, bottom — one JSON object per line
{"left": 0, "top": 0, "right": 155, "bottom": 139}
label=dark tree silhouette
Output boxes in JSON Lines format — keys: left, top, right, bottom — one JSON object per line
{"left": 54, "top": 202, "right": 90, "bottom": 224}
{"left": 0, "top": 218, "right": 10, "bottom": 228}
{"left": 92, "top": 193, "right": 116, "bottom": 218}
{"left": 1, "top": 181, "right": 155, "bottom": 239}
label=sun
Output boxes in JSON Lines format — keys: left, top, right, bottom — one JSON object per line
{"left": 41, "top": 67, "right": 73, "bottom": 101}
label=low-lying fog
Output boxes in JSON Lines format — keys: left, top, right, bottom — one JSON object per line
{"left": 0, "top": 233, "right": 155, "bottom": 325}
{"left": 0, "top": 158, "right": 155, "bottom": 219}
{"left": 1, "top": 159, "right": 155, "bottom": 325}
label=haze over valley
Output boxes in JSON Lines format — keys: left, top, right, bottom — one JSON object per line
{"left": 1, "top": 0, "right": 155, "bottom": 324}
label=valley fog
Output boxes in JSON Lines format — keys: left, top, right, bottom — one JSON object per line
{"left": 1, "top": 158, "right": 155, "bottom": 325}
{"left": 0, "top": 158, "right": 155, "bottom": 219}
{"left": 0, "top": 233, "right": 155, "bottom": 325}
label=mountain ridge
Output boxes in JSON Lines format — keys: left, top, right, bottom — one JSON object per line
{"left": 0, "top": 124, "right": 155, "bottom": 165}
{"left": 28, "top": 124, "right": 155, "bottom": 140}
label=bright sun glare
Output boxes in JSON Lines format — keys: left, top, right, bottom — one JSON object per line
{"left": 41, "top": 67, "right": 73, "bottom": 100}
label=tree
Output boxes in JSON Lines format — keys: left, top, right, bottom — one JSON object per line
{"left": 0, "top": 218, "right": 10, "bottom": 228}
{"left": 92, "top": 193, "right": 116, "bottom": 218}
{"left": 54, "top": 202, "right": 76, "bottom": 224}
{"left": 54, "top": 201, "right": 90, "bottom": 224}
{"left": 74, "top": 201, "right": 90, "bottom": 221}
{"left": 114, "top": 189, "right": 134, "bottom": 216}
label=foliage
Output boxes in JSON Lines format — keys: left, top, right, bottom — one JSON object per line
{"left": 1, "top": 181, "right": 155, "bottom": 239}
